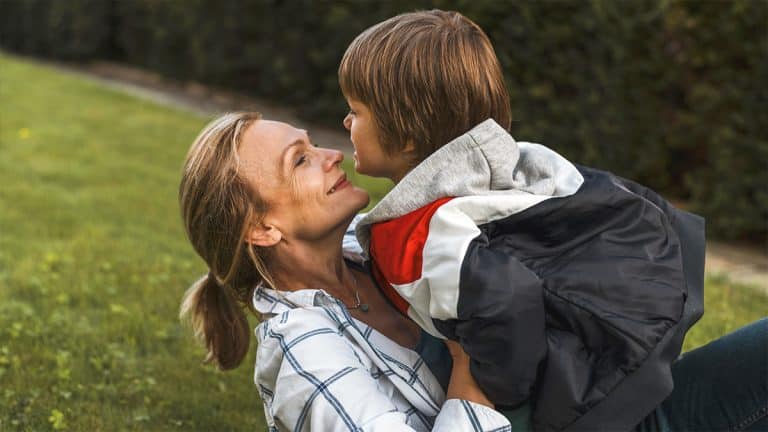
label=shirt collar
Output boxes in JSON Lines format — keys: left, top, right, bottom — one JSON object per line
{"left": 252, "top": 285, "right": 330, "bottom": 316}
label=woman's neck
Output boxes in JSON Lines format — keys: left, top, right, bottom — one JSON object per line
{"left": 267, "top": 234, "right": 353, "bottom": 297}
{"left": 268, "top": 228, "right": 423, "bottom": 349}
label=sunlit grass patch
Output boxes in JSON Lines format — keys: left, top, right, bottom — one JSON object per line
{"left": 0, "top": 51, "right": 267, "bottom": 430}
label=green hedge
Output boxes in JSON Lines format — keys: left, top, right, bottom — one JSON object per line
{"left": 0, "top": 0, "right": 114, "bottom": 60}
{"left": 1, "top": 0, "right": 765, "bottom": 241}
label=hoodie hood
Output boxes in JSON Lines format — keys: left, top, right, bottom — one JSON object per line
{"left": 355, "top": 119, "right": 583, "bottom": 252}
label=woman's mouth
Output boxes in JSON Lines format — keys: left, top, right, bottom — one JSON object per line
{"left": 328, "top": 174, "right": 351, "bottom": 194}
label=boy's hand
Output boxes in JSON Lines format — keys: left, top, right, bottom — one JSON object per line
{"left": 445, "top": 340, "right": 494, "bottom": 408}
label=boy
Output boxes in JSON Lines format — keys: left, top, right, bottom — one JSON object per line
{"left": 340, "top": 10, "right": 705, "bottom": 432}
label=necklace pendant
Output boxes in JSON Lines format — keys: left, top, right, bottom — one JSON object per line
{"left": 360, "top": 303, "right": 370, "bottom": 313}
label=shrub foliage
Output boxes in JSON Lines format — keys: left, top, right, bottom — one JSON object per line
{"left": 1, "top": 0, "right": 765, "bottom": 241}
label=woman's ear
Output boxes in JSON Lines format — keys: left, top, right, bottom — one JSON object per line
{"left": 247, "top": 222, "right": 282, "bottom": 247}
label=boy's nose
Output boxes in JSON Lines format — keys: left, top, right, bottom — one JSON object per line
{"left": 342, "top": 114, "right": 351, "bottom": 131}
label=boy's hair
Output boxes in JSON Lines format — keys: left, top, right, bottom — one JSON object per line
{"left": 339, "top": 9, "right": 511, "bottom": 163}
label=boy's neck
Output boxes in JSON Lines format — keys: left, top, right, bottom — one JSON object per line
{"left": 390, "top": 170, "right": 408, "bottom": 184}
{"left": 384, "top": 141, "right": 418, "bottom": 184}
{"left": 388, "top": 161, "right": 415, "bottom": 184}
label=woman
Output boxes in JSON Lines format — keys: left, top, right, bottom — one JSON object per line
{"left": 179, "top": 112, "right": 505, "bottom": 431}
{"left": 179, "top": 112, "right": 767, "bottom": 431}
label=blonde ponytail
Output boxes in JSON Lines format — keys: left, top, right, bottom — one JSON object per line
{"left": 178, "top": 112, "right": 273, "bottom": 370}
{"left": 180, "top": 273, "right": 251, "bottom": 370}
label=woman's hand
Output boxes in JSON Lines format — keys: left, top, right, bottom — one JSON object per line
{"left": 445, "top": 340, "right": 494, "bottom": 408}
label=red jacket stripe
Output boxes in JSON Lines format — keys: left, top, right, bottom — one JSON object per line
{"left": 369, "top": 197, "right": 454, "bottom": 286}
{"left": 370, "top": 261, "right": 410, "bottom": 316}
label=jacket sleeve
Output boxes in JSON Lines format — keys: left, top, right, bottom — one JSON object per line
{"left": 255, "top": 309, "right": 512, "bottom": 432}
{"left": 432, "top": 229, "right": 548, "bottom": 407}
{"left": 615, "top": 175, "right": 706, "bottom": 316}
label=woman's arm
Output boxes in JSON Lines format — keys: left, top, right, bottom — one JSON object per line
{"left": 255, "top": 308, "right": 510, "bottom": 431}
{"left": 445, "top": 340, "right": 493, "bottom": 408}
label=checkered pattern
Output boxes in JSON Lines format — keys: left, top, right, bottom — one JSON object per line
{"left": 252, "top": 256, "right": 511, "bottom": 431}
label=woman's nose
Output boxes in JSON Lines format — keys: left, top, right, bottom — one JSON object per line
{"left": 322, "top": 148, "right": 344, "bottom": 171}
{"left": 342, "top": 114, "right": 351, "bottom": 131}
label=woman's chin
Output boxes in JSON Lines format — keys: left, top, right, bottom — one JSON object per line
{"left": 348, "top": 187, "right": 371, "bottom": 212}
{"left": 358, "top": 191, "right": 371, "bottom": 211}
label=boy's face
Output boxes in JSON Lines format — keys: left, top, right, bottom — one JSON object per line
{"left": 343, "top": 98, "right": 411, "bottom": 182}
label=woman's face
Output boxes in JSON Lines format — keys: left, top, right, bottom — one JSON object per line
{"left": 239, "top": 120, "right": 369, "bottom": 243}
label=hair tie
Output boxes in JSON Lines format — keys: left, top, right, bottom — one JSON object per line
{"left": 208, "top": 271, "right": 219, "bottom": 286}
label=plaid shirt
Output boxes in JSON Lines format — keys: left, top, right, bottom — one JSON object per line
{"left": 252, "top": 251, "right": 511, "bottom": 431}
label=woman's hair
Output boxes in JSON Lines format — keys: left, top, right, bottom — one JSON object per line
{"left": 178, "top": 112, "right": 275, "bottom": 370}
{"left": 339, "top": 9, "right": 512, "bottom": 164}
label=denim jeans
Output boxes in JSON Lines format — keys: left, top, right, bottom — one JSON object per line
{"left": 636, "top": 318, "right": 768, "bottom": 432}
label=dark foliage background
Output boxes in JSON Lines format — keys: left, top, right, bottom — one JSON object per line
{"left": 1, "top": 0, "right": 765, "bottom": 242}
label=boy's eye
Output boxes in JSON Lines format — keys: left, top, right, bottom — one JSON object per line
{"left": 348, "top": 109, "right": 356, "bottom": 116}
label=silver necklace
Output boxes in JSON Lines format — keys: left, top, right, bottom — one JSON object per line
{"left": 346, "top": 270, "right": 370, "bottom": 313}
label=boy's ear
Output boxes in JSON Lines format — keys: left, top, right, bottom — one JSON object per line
{"left": 403, "top": 140, "right": 416, "bottom": 154}
{"left": 246, "top": 221, "right": 282, "bottom": 247}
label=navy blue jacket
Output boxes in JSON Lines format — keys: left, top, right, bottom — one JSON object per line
{"left": 356, "top": 120, "right": 705, "bottom": 431}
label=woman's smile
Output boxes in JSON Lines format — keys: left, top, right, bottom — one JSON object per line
{"left": 327, "top": 173, "right": 351, "bottom": 195}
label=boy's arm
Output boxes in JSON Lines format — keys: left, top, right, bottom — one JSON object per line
{"left": 432, "top": 231, "right": 547, "bottom": 407}
{"left": 369, "top": 196, "right": 548, "bottom": 407}
{"left": 612, "top": 172, "right": 705, "bottom": 325}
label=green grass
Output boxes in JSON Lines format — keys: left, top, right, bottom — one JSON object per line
{"left": 681, "top": 275, "right": 767, "bottom": 352}
{"left": 0, "top": 52, "right": 765, "bottom": 431}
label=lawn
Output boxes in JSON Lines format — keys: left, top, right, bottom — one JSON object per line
{"left": 0, "top": 52, "right": 765, "bottom": 431}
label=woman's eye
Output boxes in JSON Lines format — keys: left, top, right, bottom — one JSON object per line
{"left": 295, "top": 154, "right": 307, "bottom": 167}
